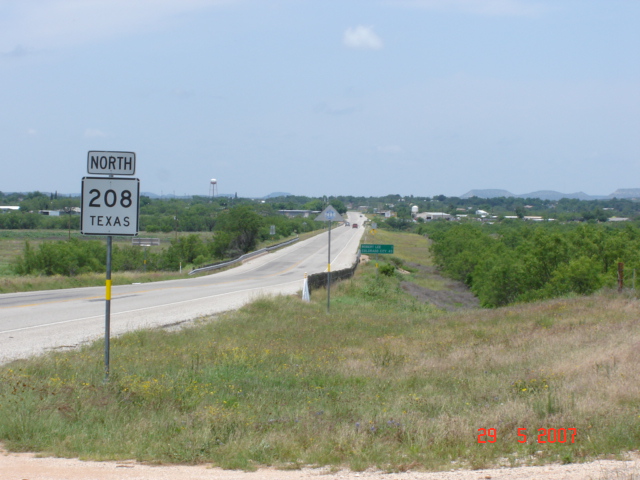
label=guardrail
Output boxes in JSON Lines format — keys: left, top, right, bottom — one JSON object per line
{"left": 306, "top": 252, "right": 361, "bottom": 290}
{"left": 188, "top": 237, "right": 300, "bottom": 276}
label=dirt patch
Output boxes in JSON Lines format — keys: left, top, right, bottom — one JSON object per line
{"left": 401, "top": 262, "right": 480, "bottom": 311}
{"left": 2, "top": 446, "right": 639, "bottom": 480}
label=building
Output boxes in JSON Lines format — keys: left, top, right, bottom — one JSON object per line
{"left": 278, "top": 210, "right": 319, "bottom": 218}
{"left": 0, "top": 206, "right": 20, "bottom": 213}
{"left": 415, "top": 212, "right": 452, "bottom": 221}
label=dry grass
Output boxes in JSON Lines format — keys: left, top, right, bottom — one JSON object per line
{"left": 1, "top": 230, "right": 640, "bottom": 471}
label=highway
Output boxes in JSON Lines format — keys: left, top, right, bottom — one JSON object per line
{"left": 0, "top": 211, "right": 366, "bottom": 364}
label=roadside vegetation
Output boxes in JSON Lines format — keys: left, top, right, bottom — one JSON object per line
{"left": 0, "top": 200, "right": 326, "bottom": 293}
{"left": 417, "top": 222, "right": 640, "bottom": 308}
{"left": 0, "top": 228, "right": 323, "bottom": 294}
{"left": 1, "top": 229, "right": 639, "bottom": 472}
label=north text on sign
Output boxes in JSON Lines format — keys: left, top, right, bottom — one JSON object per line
{"left": 87, "top": 151, "right": 136, "bottom": 175}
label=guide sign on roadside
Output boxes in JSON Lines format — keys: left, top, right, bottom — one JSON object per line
{"left": 361, "top": 244, "right": 394, "bottom": 254}
{"left": 81, "top": 177, "right": 140, "bottom": 236}
{"left": 81, "top": 150, "right": 140, "bottom": 381}
{"left": 87, "top": 151, "right": 136, "bottom": 176}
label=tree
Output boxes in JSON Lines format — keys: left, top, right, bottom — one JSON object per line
{"left": 214, "top": 205, "right": 263, "bottom": 254}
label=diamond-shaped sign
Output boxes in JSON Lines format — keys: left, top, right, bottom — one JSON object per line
{"left": 315, "top": 205, "right": 344, "bottom": 222}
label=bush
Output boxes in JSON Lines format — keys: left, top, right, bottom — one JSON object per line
{"left": 378, "top": 263, "right": 396, "bottom": 277}
{"left": 14, "top": 239, "right": 105, "bottom": 276}
{"left": 427, "top": 222, "right": 640, "bottom": 307}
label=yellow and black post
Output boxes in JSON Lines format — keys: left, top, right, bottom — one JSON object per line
{"left": 104, "top": 235, "right": 112, "bottom": 381}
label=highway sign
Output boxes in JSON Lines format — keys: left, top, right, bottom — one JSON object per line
{"left": 315, "top": 205, "right": 344, "bottom": 222}
{"left": 87, "top": 151, "right": 136, "bottom": 176}
{"left": 81, "top": 177, "right": 140, "bottom": 236}
{"left": 361, "top": 244, "right": 394, "bottom": 254}
{"left": 132, "top": 238, "right": 160, "bottom": 246}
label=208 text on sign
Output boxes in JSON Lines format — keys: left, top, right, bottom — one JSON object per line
{"left": 81, "top": 177, "right": 140, "bottom": 236}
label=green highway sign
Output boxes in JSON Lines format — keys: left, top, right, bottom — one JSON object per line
{"left": 361, "top": 244, "right": 394, "bottom": 254}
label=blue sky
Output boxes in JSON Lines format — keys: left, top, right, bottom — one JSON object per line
{"left": 1, "top": 0, "right": 639, "bottom": 198}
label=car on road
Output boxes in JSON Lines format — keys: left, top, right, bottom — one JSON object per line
{"left": 352, "top": 223, "right": 358, "bottom": 228}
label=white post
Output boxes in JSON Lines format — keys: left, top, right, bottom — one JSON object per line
{"left": 302, "top": 273, "right": 310, "bottom": 302}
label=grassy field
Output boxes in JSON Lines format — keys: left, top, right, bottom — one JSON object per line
{"left": 1, "top": 229, "right": 639, "bottom": 472}
{"left": 362, "top": 228, "right": 450, "bottom": 291}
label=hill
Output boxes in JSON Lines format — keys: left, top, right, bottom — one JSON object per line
{"left": 461, "top": 189, "right": 620, "bottom": 201}
{"left": 609, "top": 188, "right": 640, "bottom": 199}
{"left": 460, "top": 189, "right": 515, "bottom": 199}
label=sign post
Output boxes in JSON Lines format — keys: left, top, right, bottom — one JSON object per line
{"left": 132, "top": 238, "right": 160, "bottom": 271}
{"left": 315, "top": 205, "right": 344, "bottom": 313}
{"left": 81, "top": 151, "right": 139, "bottom": 381}
{"left": 361, "top": 244, "right": 394, "bottom": 274}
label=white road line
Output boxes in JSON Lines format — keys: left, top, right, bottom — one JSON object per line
{"left": 0, "top": 280, "right": 301, "bottom": 335}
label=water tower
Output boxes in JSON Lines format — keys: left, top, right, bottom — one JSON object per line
{"left": 209, "top": 178, "right": 218, "bottom": 198}
{"left": 411, "top": 205, "right": 419, "bottom": 218}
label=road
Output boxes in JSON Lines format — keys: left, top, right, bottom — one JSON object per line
{"left": 0, "top": 211, "right": 366, "bottom": 364}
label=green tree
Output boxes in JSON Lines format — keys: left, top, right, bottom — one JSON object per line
{"left": 214, "top": 205, "right": 263, "bottom": 255}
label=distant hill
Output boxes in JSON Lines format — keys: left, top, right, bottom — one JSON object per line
{"left": 519, "top": 190, "right": 605, "bottom": 201}
{"left": 461, "top": 189, "right": 616, "bottom": 201}
{"left": 608, "top": 188, "right": 640, "bottom": 199}
{"left": 460, "top": 189, "right": 515, "bottom": 199}
{"left": 264, "top": 192, "right": 293, "bottom": 198}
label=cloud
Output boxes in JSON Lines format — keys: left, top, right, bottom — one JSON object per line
{"left": 84, "top": 128, "right": 108, "bottom": 138}
{"left": 343, "top": 26, "right": 383, "bottom": 50}
{"left": 0, "top": 0, "right": 234, "bottom": 53}
{"left": 391, "top": 0, "right": 548, "bottom": 17}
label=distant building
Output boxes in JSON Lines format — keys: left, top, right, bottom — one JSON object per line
{"left": 415, "top": 212, "right": 452, "bottom": 221}
{"left": 0, "top": 206, "right": 20, "bottom": 213}
{"left": 607, "top": 217, "right": 630, "bottom": 222}
{"left": 278, "top": 210, "right": 318, "bottom": 218}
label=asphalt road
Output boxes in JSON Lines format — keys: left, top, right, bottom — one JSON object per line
{"left": 0, "top": 212, "right": 366, "bottom": 364}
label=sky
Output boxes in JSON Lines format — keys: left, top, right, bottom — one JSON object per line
{"left": 1, "top": 0, "right": 639, "bottom": 199}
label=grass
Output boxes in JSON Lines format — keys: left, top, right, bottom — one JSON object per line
{"left": 0, "top": 229, "right": 194, "bottom": 293}
{"left": 361, "top": 228, "right": 450, "bottom": 290}
{"left": 1, "top": 230, "right": 640, "bottom": 472}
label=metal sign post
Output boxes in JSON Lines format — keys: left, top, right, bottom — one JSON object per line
{"left": 327, "top": 217, "right": 332, "bottom": 313}
{"left": 361, "top": 244, "right": 394, "bottom": 275}
{"left": 81, "top": 151, "right": 139, "bottom": 382}
{"left": 132, "top": 238, "right": 160, "bottom": 271}
{"left": 315, "top": 205, "right": 344, "bottom": 314}
{"left": 105, "top": 235, "right": 112, "bottom": 380}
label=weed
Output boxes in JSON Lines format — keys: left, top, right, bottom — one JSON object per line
{"left": 1, "top": 232, "right": 640, "bottom": 472}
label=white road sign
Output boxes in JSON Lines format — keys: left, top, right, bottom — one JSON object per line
{"left": 87, "top": 151, "right": 136, "bottom": 176}
{"left": 81, "top": 177, "right": 140, "bottom": 236}
{"left": 315, "top": 205, "right": 344, "bottom": 222}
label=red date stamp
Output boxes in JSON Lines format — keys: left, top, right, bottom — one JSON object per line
{"left": 477, "top": 427, "right": 577, "bottom": 443}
